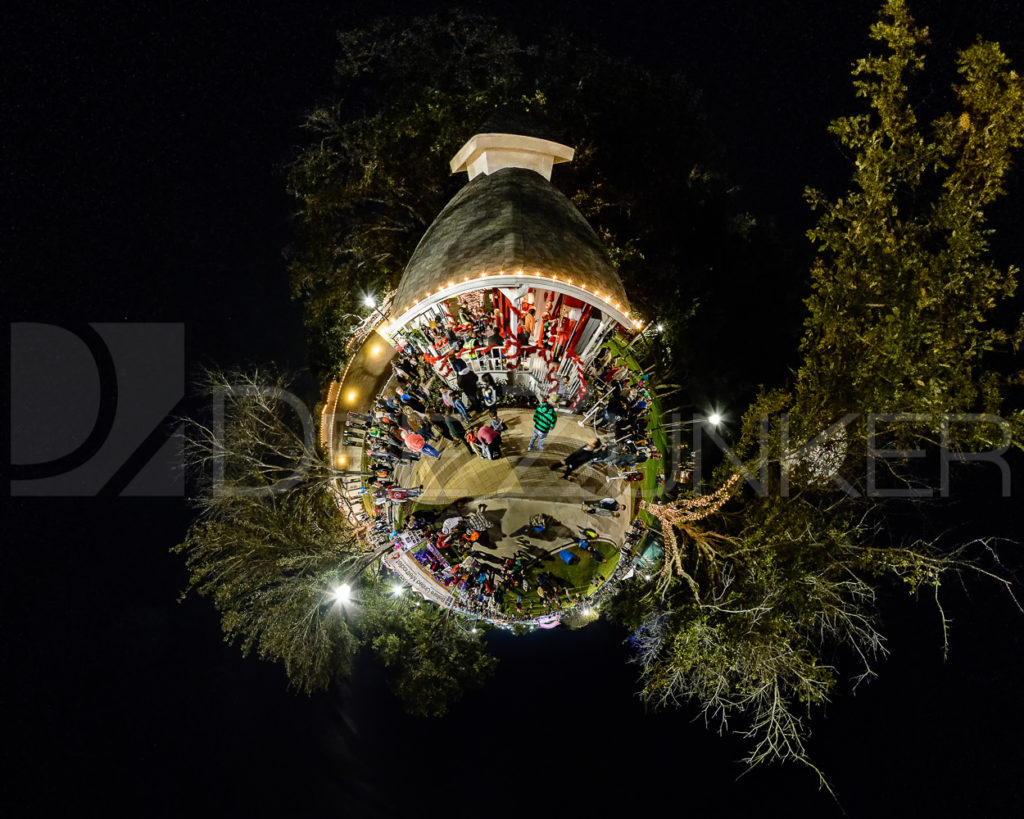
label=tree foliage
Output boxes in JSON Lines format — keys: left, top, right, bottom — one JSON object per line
{"left": 174, "top": 367, "right": 497, "bottom": 707}
{"left": 177, "top": 0, "right": 1022, "bottom": 786}
{"left": 616, "top": 0, "right": 1023, "bottom": 787}
{"left": 357, "top": 583, "right": 498, "bottom": 718}
{"left": 175, "top": 492, "right": 361, "bottom": 693}
{"left": 797, "top": 0, "right": 1024, "bottom": 446}
{"left": 286, "top": 10, "right": 798, "bottom": 399}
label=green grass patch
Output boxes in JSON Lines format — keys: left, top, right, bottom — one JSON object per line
{"left": 497, "top": 540, "right": 620, "bottom": 618}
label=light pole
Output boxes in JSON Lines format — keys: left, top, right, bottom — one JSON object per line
{"left": 648, "top": 412, "right": 723, "bottom": 435}
{"left": 363, "top": 293, "right": 388, "bottom": 324}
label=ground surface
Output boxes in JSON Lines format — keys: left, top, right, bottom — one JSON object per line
{"left": 399, "top": 408, "right": 632, "bottom": 560}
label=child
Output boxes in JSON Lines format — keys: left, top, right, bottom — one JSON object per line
{"left": 487, "top": 408, "right": 506, "bottom": 432}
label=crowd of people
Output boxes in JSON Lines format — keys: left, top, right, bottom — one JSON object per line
{"left": 338, "top": 301, "right": 661, "bottom": 623}
{"left": 398, "top": 505, "right": 605, "bottom": 619}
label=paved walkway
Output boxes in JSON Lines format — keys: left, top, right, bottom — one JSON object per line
{"left": 399, "top": 409, "right": 632, "bottom": 560}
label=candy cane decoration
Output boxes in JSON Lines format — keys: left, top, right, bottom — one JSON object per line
{"left": 568, "top": 353, "right": 588, "bottom": 410}
{"left": 423, "top": 350, "right": 454, "bottom": 381}
{"left": 501, "top": 338, "right": 520, "bottom": 370}
{"left": 538, "top": 347, "right": 562, "bottom": 396}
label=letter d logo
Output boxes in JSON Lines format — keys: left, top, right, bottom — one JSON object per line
{"left": 10, "top": 323, "right": 184, "bottom": 496}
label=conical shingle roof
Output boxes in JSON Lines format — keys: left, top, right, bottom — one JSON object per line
{"left": 393, "top": 166, "right": 628, "bottom": 314}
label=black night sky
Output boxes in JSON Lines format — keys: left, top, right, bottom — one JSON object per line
{"left": 5, "top": 1, "right": 1023, "bottom": 816}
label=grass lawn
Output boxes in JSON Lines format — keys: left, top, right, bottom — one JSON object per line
{"left": 497, "top": 539, "right": 620, "bottom": 618}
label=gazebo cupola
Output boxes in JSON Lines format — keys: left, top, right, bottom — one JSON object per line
{"left": 379, "top": 131, "right": 639, "bottom": 402}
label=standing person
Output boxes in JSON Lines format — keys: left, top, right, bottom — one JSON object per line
{"left": 528, "top": 398, "right": 558, "bottom": 452}
{"left": 444, "top": 413, "right": 474, "bottom": 455}
{"left": 408, "top": 379, "right": 430, "bottom": 405}
{"left": 522, "top": 307, "right": 536, "bottom": 339}
{"left": 487, "top": 408, "right": 506, "bottom": 433}
{"left": 393, "top": 409, "right": 414, "bottom": 434}
{"left": 481, "top": 372, "right": 502, "bottom": 403}
{"left": 387, "top": 486, "right": 424, "bottom": 501}
{"left": 402, "top": 355, "right": 423, "bottom": 379}
{"left": 415, "top": 413, "right": 436, "bottom": 442}
{"left": 457, "top": 368, "right": 480, "bottom": 412}
{"left": 452, "top": 392, "right": 472, "bottom": 425}
{"left": 596, "top": 392, "right": 626, "bottom": 431}
{"left": 397, "top": 388, "right": 427, "bottom": 418}
{"left": 476, "top": 423, "right": 500, "bottom": 459}
{"left": 401, "top": 429, "right": 441, "bottom": 459}
{"left": 346, "top": 411, "right": 371, "bottom": 428}
{"left": 582, "top": 498, "right": 627, "bottom": 517}
{"left": 551, "top": 438, "right": 602, "bottom": 479}
{"left": 426, "top": 405, "right": 453, "bottom": 442}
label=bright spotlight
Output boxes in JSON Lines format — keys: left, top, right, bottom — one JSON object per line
{"left": 656, "top": 323, "right": 664, "bottom": 332}
{"left": 391, "top": 584, "right": 403, "bottom": 596}
{"left": 346, "top": 390, "right": 357, "bottom": 403}
{"left": 336, "top": 455, "right": 346, "bottom": 466}
{"left": 363, "top": 295, "right": 377, "bottom": 308}
{"left": 583, "top": 607, "right": 593, "bottom": 615}
{"left": 332, "top": 584, "right": 351, "bottom": 604}
{"left": 370, "top": 344, "right": 382, "bottom": 356}
{"left": 708, "top": 413, "right": 723, "bottom": 427}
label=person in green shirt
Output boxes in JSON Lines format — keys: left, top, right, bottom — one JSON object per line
{"left": 528, "top": 399, "right": 558, "bottom": 451}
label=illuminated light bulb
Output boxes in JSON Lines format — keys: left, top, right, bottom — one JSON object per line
{"left": 332, "top": 584, "right": 351, "bottom": 604}
{"left": 708, "top": 413, "right": 723, "bottom": 427}
{"left": 552, "top": 275, "right": 559, "bottom": 281}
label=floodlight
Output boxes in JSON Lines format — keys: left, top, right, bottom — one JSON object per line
{"left": 333, "top": 584, "right": 351, "bottom": 604}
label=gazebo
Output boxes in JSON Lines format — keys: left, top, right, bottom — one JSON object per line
{"left": 378, "top": 132, "right": 640, "bottom": 407}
